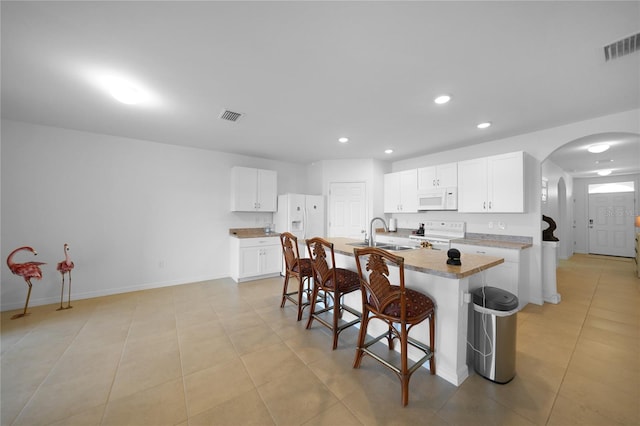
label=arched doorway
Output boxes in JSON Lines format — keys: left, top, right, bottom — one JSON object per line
{"left": 542, "top": 132, "right": 640, "bottom": 257}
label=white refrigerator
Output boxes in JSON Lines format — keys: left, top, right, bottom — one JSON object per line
{"left": 274, "top": 193, "right": 325, "bottom": 255}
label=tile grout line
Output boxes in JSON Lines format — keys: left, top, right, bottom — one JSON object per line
{"left": 542, "top": 257, "right": 603, "bottom": 425}
{"left": 98, "top": 301, "right": 136, "bottom": 426}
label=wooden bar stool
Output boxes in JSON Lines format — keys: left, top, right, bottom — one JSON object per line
{"left": 305, "top": 237, "right": 361, "bottom": 349}
{"left": 353, "top": 247, "right": 436, "bottom": 406}
{"left": 280, "top": 232, "right": 314, "bottom": 321}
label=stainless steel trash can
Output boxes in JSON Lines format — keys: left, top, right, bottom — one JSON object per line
{"left": 472, "top": 286, "right": 518, "bottom": 384}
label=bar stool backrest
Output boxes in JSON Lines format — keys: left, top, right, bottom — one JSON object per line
{"left": 280, "top": 232, "right": 302, "bottom": 273}
{"left": 306, "top": 237, "right": 336, "bottom": 287}
{"left": 354, "top": 247, "right": 406, "bottom": 319}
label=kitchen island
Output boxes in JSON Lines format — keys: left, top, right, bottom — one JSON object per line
{"left": 325, "top": 237, "right": 504, "bottom": 386}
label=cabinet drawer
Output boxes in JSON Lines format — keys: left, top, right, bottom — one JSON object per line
{"left": 238, "top": 237, "right": 280, "bottom": 248}
{"left": 451, "top": 243, "right": 520, "bottom": 263}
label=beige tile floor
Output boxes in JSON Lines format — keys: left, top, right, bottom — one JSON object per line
{"left": 1, "top": 254, "right": 638, "bottom": 425}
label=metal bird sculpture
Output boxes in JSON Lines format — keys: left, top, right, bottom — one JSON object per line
{"left": 7, "top": 246, "right": 46, "bottom": 319}
{"left": 56, "top": 243, "right": 75, "bottom": 310}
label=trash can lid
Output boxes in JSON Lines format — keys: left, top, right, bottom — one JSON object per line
{"left": 472, "top": 286, "right": 518, "bottom": 311}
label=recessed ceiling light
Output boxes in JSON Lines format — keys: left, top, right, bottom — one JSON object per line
{"left": 338, "top": 137, "right": 349, "bottom": 143}
{"left": 587, "top": 143, "right": 610, "bottom": 154}
{"left": 477, "top": 122, "right": 491, "bottom": 129}
{"left": 384, "top": 149, "right": 393, "bottom": 154}
{"left": 434, "top": 95, "right": 451, "bottom": 104}
{"left": 597, "top": 169, "right": 612, "bottom": 176}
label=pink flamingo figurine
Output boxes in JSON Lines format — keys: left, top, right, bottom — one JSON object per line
{"left": 56, "top": 243, "right": 75, "bottom": 310}
{"left": 7, "top": 246, "right": 46, "bottom": 319}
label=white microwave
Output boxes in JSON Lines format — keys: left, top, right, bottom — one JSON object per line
{"left": 417, "top": 187, "right": 458, "bottom": 211}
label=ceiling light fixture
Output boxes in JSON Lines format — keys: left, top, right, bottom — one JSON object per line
{"left": 81, "top": 68, "right": 161, "bottom": 107}
{"left": 477, "top": 122, "right": 491, "bottom": 129}
{"left": 434, "top": 95, "right": 451, "bottom": 104}
{"left": 338, "top": 137, "right": 349, "bottom": 143}
{"left": 385, "top": 149, "right": 393, "bottom": 154}
{"left": 597, "top": 169, "right": 612, "bottom": 176}
{"left": 110, "top": 82, "right": 143, "bottom": 105}
{"left": 587, "top": 143, "right": 610, "bottom": 153}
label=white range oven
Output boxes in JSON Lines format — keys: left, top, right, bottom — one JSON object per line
{"left": 408, "top": 220, "right": 465, "bottom": 251}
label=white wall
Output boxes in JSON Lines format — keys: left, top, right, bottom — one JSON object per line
{"left": 1, "top": 120, "right": 306, "bottom": 310}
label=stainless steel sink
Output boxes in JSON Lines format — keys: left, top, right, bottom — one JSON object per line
{"left": 347, "top": 242, "right": 417, "bottom": 251}
{"left": 382, "top": 244, "right": 418, "bottom": 251}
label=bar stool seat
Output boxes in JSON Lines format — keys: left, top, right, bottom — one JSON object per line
{"left": 353, "top": 247, "right": 436, "bottom": 406}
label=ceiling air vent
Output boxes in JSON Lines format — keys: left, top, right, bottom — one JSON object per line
{"left": 219, "top": 109, "right": 243, "bottom": 122}
{"left": 604, "top": 32, "right": 640, "bottom": 61}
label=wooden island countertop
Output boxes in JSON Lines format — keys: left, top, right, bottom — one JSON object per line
{"left": 326, "top": 237, "right": 504, "bottom": 279}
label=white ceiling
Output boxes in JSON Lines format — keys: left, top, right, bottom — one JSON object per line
{"left": 2, "top": 1, "right": 639, "bottom": 175}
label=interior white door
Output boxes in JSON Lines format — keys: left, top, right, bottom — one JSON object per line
{"left": 588, "top": 192, "right": 635, "bottom": 257}
{"left": 328, "top": 182, "right": 366, "bottom": 238}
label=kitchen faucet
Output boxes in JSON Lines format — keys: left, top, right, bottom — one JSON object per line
{"left": 368, "top": 217, "right": 388, "bottom": 247}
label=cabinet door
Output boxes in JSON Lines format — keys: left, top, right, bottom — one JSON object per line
{"left": 417, "top": 166, "right": 438, "bottom": 191}
{"left": 437, "top": 162, "right": 458, "bottom": 187}
{"left": 399, "top": 169, "right": 418, "bottom": 212}
{"left": 239, "top": 247, "right": 262, "bottom": 278}
{"left": 384, "top": 172, "right": 402, "bottom": 213}
{"left": 256, "top": 169, "right": 277, "bottom": 212}
{"left": 488, "top": 152, "right": 524, "bottom": 213}
{"left": 261, "top": 245, "right": 282, "bottom": 274}
{"left": 231, "top": 167, "right": 258, "bottom": 211}
{"left": 457, "top": 158, "right": 488, "bottom": 212}
{"left": 384, "top": 170, "right": 417, "bottom": 213}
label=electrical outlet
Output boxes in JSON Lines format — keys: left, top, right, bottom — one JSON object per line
{"left": 488, "top": 221, "right": 494, "bottom": 229}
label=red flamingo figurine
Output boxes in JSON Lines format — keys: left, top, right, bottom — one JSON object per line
{"left": 7, "top": 246, "right": 46, "bottom": 319}
{"left": 56, "top": 243, "right": 75, "bottom": 310}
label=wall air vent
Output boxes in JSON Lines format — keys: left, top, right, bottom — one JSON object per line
{"left": 219, "top": 109, "right": 243, "bottom": 122}
{"left": 604, "top": 32, "right": 640, "bottom": 61}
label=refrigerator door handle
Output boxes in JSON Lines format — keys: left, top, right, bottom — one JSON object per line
{"left": 303, "top": 207, "right": 308, "bottom": 240}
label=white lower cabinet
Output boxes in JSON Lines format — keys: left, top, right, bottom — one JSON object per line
{"left": 451, "top": 243, "right": 524, "bottom": 304}
{"left": 230, "top": 237, "right": 281, "bottom": 282}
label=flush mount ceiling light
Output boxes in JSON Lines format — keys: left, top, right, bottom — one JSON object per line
{"left": 81, "top": 67, "right": 160, "bottom": 107}
{"left": 338, "top": 137, "right": 349, "bottom": 143}
{"left": 587, "top": 143, "right": 610, "bottom": 153}
{"left": 477, "top": 122, "right": 492, "bottom": 129}
{"left": 597, "top": 169, "right": 612, "bottom": 176}
{"left": 101, "top": 75, "right": 149, "bottom": 105}
{"left": 434, "top": 95, "right": 451, "bottom": 104}
{"left": 385, "top": 149, "right": 394, "bottom": 154}
{"left": 110, "top": 83, "right": 143, "bottom": 105}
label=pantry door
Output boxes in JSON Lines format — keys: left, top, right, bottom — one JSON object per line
{"left": 588, "top": 192, "right": 635, "bottom": 257}
{"left": 328, "top": 182, "right": 367, "bottom": 238}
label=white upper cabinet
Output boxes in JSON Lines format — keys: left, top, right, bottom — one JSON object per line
{"left": 384, "top": 169, "right": 418, "bottom": 213}
{"left": 458, "top": 152, "right": 524, "bottom": 213}
{"left": 417, "top": 162, "right": 458, "bottom": 191}
{"left": 230, "top": 167, "right": 277, "bottom": 212}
